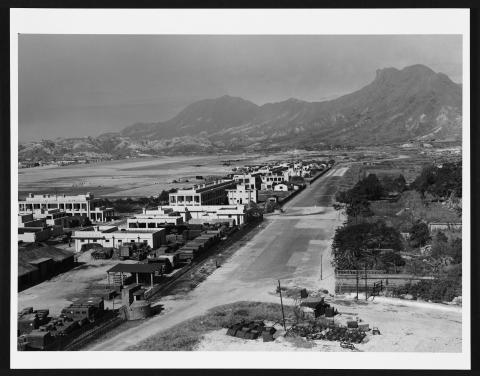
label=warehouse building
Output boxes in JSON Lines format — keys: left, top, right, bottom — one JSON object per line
{"left": 71, "top": 225, "right": 166, "bottom": 252}
{"left": 18, "top": 245, "right": 75, "bottom": 291}
{"left": 161, "top": 204, "right": 247, "bottom": 226}
{"left": 127, "top": 207, "right": 184, "bottom": 228}
{"left": 168, "top": 179, "right": 236, "bottom": 206}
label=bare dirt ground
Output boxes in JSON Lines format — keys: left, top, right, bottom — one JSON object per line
{"left": 18, "top": 250, "right": 136, "bottom": 315}
{"left": 195, "top": 297, "right": 462, "bottom": 353}
{"left": 195, "top": 296, "right": 461, "bottom": 352}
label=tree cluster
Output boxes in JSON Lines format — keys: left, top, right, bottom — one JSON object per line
{"left": 331, "top": 220, "right": 404, "bottom": 270}
{"left": 431, "top": 232, "right": 462, "bottom": 263}
{"left": 335, "top": 173, "right": 387, "bottom": 222}
{"left": 412, "top": 162, "right": 462, "bottom": 198}
{"left": 409, "top": 220, "right": 430, "bottom": 248}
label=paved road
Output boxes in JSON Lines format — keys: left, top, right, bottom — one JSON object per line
{"left": 88, "top": 165, "right": 348, "bottom": 350}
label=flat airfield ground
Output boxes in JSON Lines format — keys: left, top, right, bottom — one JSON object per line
{"left": 18, "top": 151, "right": 326, "bottom": 198}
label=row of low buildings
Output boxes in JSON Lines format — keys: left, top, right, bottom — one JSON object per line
{"left": 17, "top": 160, "right": 329, "bottom": 249}
{"left": 19, "top": 193, "right": 114, "bottom": 222}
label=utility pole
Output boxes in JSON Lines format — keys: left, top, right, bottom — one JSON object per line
{"left": 278, "top": 280, "right": 286, "bottom": 331}
{"left": 320, "top": 254, "right": 323, "bottom": 280}
{"left": 356, "top": 269, "right": 359, "bottom": 300}
{"left": 364, "top": 265, "right": 368, "bottom": 300}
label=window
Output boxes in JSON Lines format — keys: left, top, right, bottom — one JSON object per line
{"left": 105, "top": 240, "right": 110, "bottom": 243}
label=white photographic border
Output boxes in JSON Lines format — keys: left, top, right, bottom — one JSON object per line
{"left": 10, "top": 8, "right": 470, "bottom": 370}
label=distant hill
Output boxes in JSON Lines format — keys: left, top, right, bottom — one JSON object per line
{"left": 19, "top": 64, "right": 462, "bottom": 160}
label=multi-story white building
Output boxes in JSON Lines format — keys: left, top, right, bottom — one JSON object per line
{"left": 226, "top": 185, "right": 258, "bottom": 205}
{"left": 127, "top": 207, "right": 184, "bottom": 229}
{"left": 256, "top": 166, "right": 289, "bottom": 190}
{"left": 232, "top": 173, "right": 262, "bottom": 190}
{"left": 168, "top": 180, "right": 236, "bottom": 206}
{"left": 161, "top": 205, "right": 247, "bottom": 226}
{"left": 18, "top": 192, "right": 114, "bottom": 222}
{"left": 71, "top": 225, "right": 166, "bottom": 252}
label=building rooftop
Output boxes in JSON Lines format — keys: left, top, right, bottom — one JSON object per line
{"left": 107, "top": 263, "right": 165, "bottom": 274}
{"left": 18, "top": 245, "right": 74, "bottom": 276}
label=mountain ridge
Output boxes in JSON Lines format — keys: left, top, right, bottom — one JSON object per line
{"left": 20, "top": 64, "right": 462, "bottom": 160}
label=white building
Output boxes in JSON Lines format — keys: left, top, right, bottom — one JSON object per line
{"left": 232, "top": 173, "right": 262, "bottom": 190}
{"left": 226, "top": 185, "right": 258, "bottom": 205}
{"left": 169, "top": 180, "right": 236, "bottom": 206}
{"left": 127, "top": 207, "right": 184, "bottom": 229}
{"left": 273, "top": 183, "right": 293, "bottom": 192}
{"left": 257, "top": 167, "right": 288, "bottom": 190}
{"left": 161, "top": 205, "right": 247, "bottom": 226}
{"left": 19, "top": 192, "right": 114, "bottom": 222}
{"left": 72, "top": 225, "right": 166, "bottom": 253}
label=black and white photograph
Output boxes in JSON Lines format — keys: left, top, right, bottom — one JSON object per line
{"left": 10, "top": 8, "right": 470, "bottom": 369}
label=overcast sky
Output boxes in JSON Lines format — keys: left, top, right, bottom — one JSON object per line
{"left": 18, "top": 34, "right": 462, "bottom": 141}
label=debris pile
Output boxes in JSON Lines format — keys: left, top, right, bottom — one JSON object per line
{"left": 226, "top": 320, "right": 277, "bottom": 342}
{"left": 299, "top": 296, "right": 338, "bottom": 318}
{"left": 287, "top": 323, "right": 367, "bottom": 343}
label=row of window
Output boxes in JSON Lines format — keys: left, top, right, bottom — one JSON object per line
{"left": 80, "top": 239, "right": 148, "bottom": 244}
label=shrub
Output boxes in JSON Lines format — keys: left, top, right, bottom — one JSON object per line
{"left": 392, "top": 274, "right": 461, "bottom": 302}
{"left": 409, "top": 221, "right": 430, "bottom": 248}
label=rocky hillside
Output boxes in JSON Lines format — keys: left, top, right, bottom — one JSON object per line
{"left": 121, "top": 64, "right": 462, "bottom": 147}
{"left": 19, "top": 64, "right": 462, "bottom": 160}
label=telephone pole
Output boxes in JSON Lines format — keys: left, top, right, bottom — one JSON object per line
{"left": 356, "top": 269, "right": 359, "bottom": 300}
{"left": 278, "top": 280, "right": 286, "bottom": 331}
{"left": 364, "top": 265, "right": 368, "bottom": 300}
{"left": 320, "top": 254, "right": 323, "bottom": 280}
